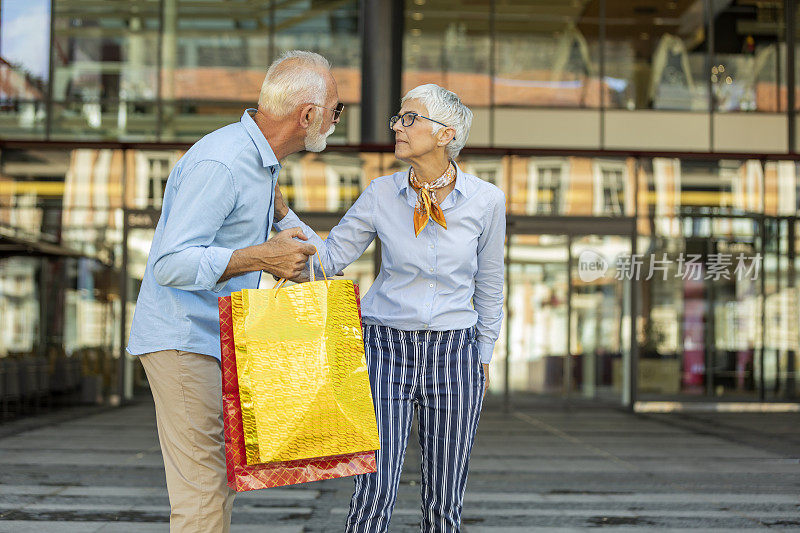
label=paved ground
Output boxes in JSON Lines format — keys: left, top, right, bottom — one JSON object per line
{"left": 0, "top": 395, "right": 799, "bottom": 532}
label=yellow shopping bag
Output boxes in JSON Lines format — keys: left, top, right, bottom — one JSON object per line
{"left": 231, "top": 266, "right": 379, "bottom": 466}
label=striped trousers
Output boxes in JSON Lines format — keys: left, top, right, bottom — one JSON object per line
{"left": 345, "top": 325, "right": 485, "bottom": 533}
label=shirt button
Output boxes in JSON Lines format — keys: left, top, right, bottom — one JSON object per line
{"left": 429, "top": 244, "right": 434, "bottom": 249}
{"left": 429, "top": 267, "right": 434, "bottom": 272}
{"left": 429, "top": 283, "right": 434, "bottom": 288}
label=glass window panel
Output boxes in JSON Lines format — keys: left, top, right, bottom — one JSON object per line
{"left": 795, "top": 0, "right": 800, "bottom": 147}
{"left": 126, "top": 149, "right": 184, "bottom": 210}
{"left": 509, "top": 155, "right": 633, "bottom": 216}
{"left": 635, "top": 156, "right": 779, "bottom": 400}
{"left": 636, "top": 215, "right": 763, "bottom": 399}
{"left": 263, "top": 151, "right": 392, "bottom": 215}
{"left": 0, "top": 148, "right": 123, "bottom": 268}
{"left": 508, "top": 234, "right": 569, "bottom": 393}
{"left": 1, "top": 149, "right": 69, "bottom": 244}
{"left": 764, "top": 161, "right": 798, "bottom": 216}
{"left": 605, "top": 1, "right": 709, "bottom": 111}
{"left": 161, "top": 0, "right": 268, "bottom": 140}
{"left": 51, "top": 0, "right": 160, "bottom": 140}
{"left": 641, "top": 158, "right": 766, "bottom": 216}
{"left": 760, "top": 217, "right": 794, "bottom": 398}
{"left": 593, "top": 158, "right": 634, "bottom": 216}
{"left": 279, "top": 152, "right": 366, "bottom": 212}
{"left": 0, "top": 148, "right": 122, "bottom": 402}
{"left": 456, "top": 154, "right": 506, "bottom": 191}
{"left": 163, "top": 0, "right": 359, "bottom": 143}
{"left": 403, "top": 0, "right": 491, "bottom": 126}
{"left": 62, "top": 149, "right": 124, "bottom": 264}
{"left": 712, "top": 1, "right": 786, "bottom": 112}
{"left": 0, "top": 257, "right": 40, "bottom": 357}
{"left": 0, "top": 0, "right": 51, "bottom": 138}
{"left": 495, "top": 1, "right": 601, "bottom": 109}
{"left": 274, "top": 0, "right": 359, "bottom": 144}
{"left": 571, "top": 234, "right": 631, "bottom": 402}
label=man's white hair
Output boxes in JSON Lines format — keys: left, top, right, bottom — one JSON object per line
{"left": 401, "top": 84, "right": 472, "bottom": 159}
{"left": 258, "top": 50, "right": 331, "bottom": 116}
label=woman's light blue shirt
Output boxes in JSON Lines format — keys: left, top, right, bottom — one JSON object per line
{"left": 275, "top": 164, "right": 506, "bottom": 363}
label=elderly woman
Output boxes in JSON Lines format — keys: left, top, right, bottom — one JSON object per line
{"left": 273, "top": 84, "right": 505, "bottom": 532}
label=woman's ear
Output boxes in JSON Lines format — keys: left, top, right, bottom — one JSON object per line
{"left": 437, "top": 127, "right": 456, "bottom": 146}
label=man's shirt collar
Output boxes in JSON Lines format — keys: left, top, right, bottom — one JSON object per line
{"left": 242, "top": 109, "right": 281, "bottom": 173}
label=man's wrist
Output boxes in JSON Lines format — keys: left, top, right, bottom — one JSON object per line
{"left": 222, "top": 246, "right": 262, "bottom": 282}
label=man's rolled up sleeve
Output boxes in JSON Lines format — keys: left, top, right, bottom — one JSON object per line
{"left": 196, "top": 246, "right": 235, "bottom": 292}
{"left": 151, "top": 160, "right": 237, "bottom": 292}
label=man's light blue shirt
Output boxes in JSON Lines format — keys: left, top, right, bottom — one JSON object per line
{"left": 127, "top": 110, "right": 280, "bottom": 360}
{"left": 275, "top": 164, "right": 506, "bottom": 363}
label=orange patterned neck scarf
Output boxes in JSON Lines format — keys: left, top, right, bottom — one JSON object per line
{"left": 409, "top": 162, "right": 457, "bottom": 237}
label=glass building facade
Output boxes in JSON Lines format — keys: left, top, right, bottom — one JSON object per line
{"left": 1, "top": 0, "right": 799, "bottom": 412}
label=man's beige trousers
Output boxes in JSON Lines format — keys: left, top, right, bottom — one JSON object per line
{"left": 140, "top": 350, "right": 236, "bottom": 532}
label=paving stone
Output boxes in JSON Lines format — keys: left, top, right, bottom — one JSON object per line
{"left": 0, "top": 395, "right": 798, "bottom": 531}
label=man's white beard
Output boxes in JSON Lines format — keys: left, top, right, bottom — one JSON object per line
{"left": 305, "top": 118, "right": 335, "bottom": 153}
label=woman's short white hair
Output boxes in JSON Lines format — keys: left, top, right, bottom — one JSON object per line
{"left": 401, "top": 84, "right": 472, "bottom": 159}
{"left": 258, "top": 50, "right": 330, "bottom": 117}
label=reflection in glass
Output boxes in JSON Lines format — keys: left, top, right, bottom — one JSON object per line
{"left": 458, "top": 155, "right": 503, "bottom": 188}
{"left": 403, "top": 1, "right": 490, "bottom": 113}
{"left": 0, "top": 147, "right": 123, "bottom": 407}
{"left": 761, "top": 219, "right": 799, "bottom": 399}
{"left": 527, "top": 158, "right": 568, "bottom": 215}
{"left": 4, "top": 142, "right": 800, "bottom": 406}
{"left": 51, "top": 0, "right": 160, "bottom": 139}
{"left": 128, "top": 150, "right": 183, "bottom": 210}
{"left": 495, "top": 2, "right": 602, "bottom": 108}
{"left": 571, "top": 235, "right": 631, "bottom": 401}
{"left": 508, "top": 156, "right": 634, "bottom": 216}
{"left": 712, "top": 2, "right": 785, "bottom": 112}
{"left": 0, "top": 258, "right": 39, "bottom": 356}
{"left": 1, "top": 149, "right": 71, "bottom": 244}
{"left": 765, "top": 161, "right": 798, "bottom": 216}
{"left": 605, "top": 1, "right": 708, "bottom": 111}
{"left": 0, "top": 0, "right": 50, "bottom": 138}
{"left": 60, "top": 150, "right": 124, "bottom": 264}
{"left": 639, "top": 210, "right": 762, "bottom": 399}
{"left": 508, "top": 234, "right": 568, "bottom": 392}
{"left": 162, "top": 0, "right": 358, "bottom": 142}
{"left": 278, "top": 152, "right": 371, "bottom": 212}
{"left": 275, "top": 0, "right": 359, "bottom": 145}
{"left": 641, "top": 158, "right": 767, "bottom": 217}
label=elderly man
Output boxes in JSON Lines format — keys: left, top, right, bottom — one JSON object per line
{"left": 126, "top": 50, "right": 342, "bottom": 532}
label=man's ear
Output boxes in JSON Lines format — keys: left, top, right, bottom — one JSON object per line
{"left": 299, "top": 104, "right": 316, "bottom": 130}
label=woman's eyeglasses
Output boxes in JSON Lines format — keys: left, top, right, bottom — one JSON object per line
{"left": 389, "top": 112, "right": 454, "bottom": 139}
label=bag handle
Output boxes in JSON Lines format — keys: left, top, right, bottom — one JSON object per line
{"left": 272, "top": 247, "right": 328, "bottom": 292}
